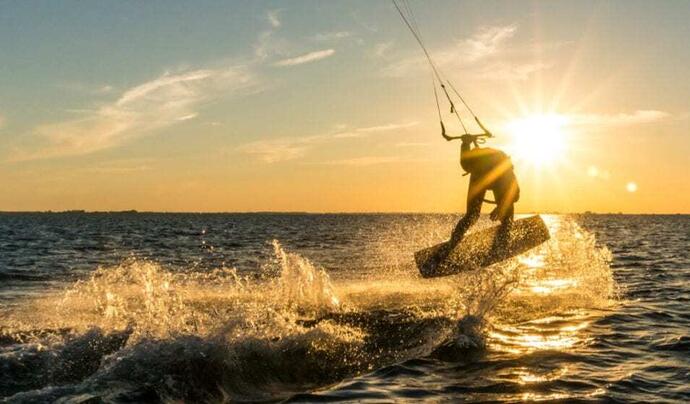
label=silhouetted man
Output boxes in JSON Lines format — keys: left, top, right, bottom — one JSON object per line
{"left": 444, "top": 133, "right": 520, "bottom": 255}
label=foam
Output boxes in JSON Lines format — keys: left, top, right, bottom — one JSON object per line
{"left": 1, "top": 216, "right": 616, "bottom": 401}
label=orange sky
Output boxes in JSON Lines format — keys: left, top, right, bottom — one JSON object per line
{"left": 1, "top": 1, "right": 688, "bottom": 213}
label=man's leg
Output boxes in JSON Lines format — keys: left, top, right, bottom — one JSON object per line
{"left": 425, "top": 180, "right": 484, "bottom": 270}
{"left": 490, "top": 189, "right": 516, "bottom": 258}
{"left": 450, "top": 182, "right": 485, "bottom": 245}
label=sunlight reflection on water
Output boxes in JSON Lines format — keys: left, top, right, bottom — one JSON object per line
{"left": 3, "top": 214, "right": 688, "bottom": 402}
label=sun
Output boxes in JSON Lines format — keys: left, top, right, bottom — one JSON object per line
{"left": 504, "top": 114, "right": 569, "bottom": 168}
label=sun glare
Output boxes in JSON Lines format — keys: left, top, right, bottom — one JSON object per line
{"left": 504, "top": 114, "right": 569, "bottom": 168}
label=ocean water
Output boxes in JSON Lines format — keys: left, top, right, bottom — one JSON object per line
{"left": 0, "top": 213, "right": 688, "bottom": 403}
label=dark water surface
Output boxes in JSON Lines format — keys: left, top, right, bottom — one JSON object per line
{"left": 0, "top": 213, "right": 688, "bottom": 402}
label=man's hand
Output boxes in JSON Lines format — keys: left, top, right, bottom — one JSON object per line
{"left": 460, "top": 134, "right": 476, "bottom": 144}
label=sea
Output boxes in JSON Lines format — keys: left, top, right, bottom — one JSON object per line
{"left": 0, "top": 213, "right": 688, "bottom": 403}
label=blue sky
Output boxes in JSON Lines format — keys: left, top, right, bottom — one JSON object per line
{"left": 1, "top": 1, "right": 689, "bottom": 212}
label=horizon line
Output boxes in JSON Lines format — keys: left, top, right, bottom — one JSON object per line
{"left": 1, "top": 210, "right": 688, "bottom": 215}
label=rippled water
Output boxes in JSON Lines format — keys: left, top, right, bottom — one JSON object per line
{"left": 0, "top": 213, "right": 688, "bottom": 402}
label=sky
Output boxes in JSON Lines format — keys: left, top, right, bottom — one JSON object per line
{"left": 1, "top": 0, "right": 688, "bottom": 213}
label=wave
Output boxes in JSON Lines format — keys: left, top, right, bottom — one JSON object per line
{"left": 0, "top": 217, "right": 615, "bottom": 402}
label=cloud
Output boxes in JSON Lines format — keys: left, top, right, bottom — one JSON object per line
{"left": 383, "top": 24, "right": 518, "bottom": 77}
{"left": 176, "top": 113, "right": 198, "bottom": 122}
{"left": 332, "top": 121, "right": 419, "bottom": 138}
{"left": 267, "top": 9, "right": 281, "bottom": 28}
{"left": 358, "top": 121, "right": 419, "bottom": 132}
{"left": 87, "top": 158, "right": 156, "bottom": 174}
{"left": 15, "top": 66, "right": 257, "bottom": 160}
{"left": 382, "top": 23, "right": 549, "bottom": 80}
{"left": 570, "top": 110, "right": 671, "bottom": 126}
{"left": 312, "top": 31, "right": 352, "bottom": 41}
{"left": 237, "top": 134, "right": 325, "bottom": 163}
{"left": 254, "top": 32, "right": 273, "bottom": 59}
{"left": 255, "top": 10, "right": 341, "bottom": 67}
{"left": 254, "top": 10, "right": 289, "bottom": 60}
{"left": 239, "top": 121, "right": 418, "bottom": 163}
{"left": 459, "top": 24, "right": 518, "bottom": 63}
{"left": 314, "top": 156, "right": 427, "bottom": 166}
{"left": 275, "top": 49, "right": 335, "bottom": 67}
{"left": 57, "top": 82, "right": 116, "bottom": 95}
{"left": 373, "top": 41, "right": 394, "bottom": 58}
{"left": 396, "top": 142, "right": 432, "bottom": 147}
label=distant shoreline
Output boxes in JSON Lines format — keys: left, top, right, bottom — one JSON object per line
{"left": 0, "top": 211, "right": 688, "bottom": 216}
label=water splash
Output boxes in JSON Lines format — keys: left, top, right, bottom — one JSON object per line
{"left": 504, "top": 217, "right": 615, "bottom": 319}
{"left": 487, "top": 217, "right": 616, "bottom": 358}
{"left": 2, "top": 241, "right": 367, "bottom": 401}
{"left": 268, "top": 239, "right": 340, "bottom": 312}
{"left": 0, "top": 216, "right": 615, "bottom": 402}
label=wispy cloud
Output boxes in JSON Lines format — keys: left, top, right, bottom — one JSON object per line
{"left": 459, "top": 24, "right": 518, "bottom": 63}
{"left": 332, "top": 121, "right": 419, "bottom": 138}
{"left": 176, "top": 113, "right": 198, "bottom": 122}
{"left": 254, "top": 9, "right": 289, "bottom": 60}
{"left": 382, "top": 23, "right": 549, "bottom": 80}
{"left": 87, "top": 158, "right": 156, "bottom": 174}
{"left": 267, "top": 9, "right": 281, "bottom": 28}
{"left": 15, "top": 66, "right": 257, "bottom": 161}
{"left": 57, "top": 82, "right": 115, "bottom": 95}
{"left": 237, "top": 135, "right": 324, "bottom": 163}
{"left": 570, "top": 110, "right": 671, "bottom": 126}
{"left": 312, "top": 31, "right": 352, "bottom": 41}
{"left": 314, "top": 155, "right": 426, "bottom": 166}
{"left": 275, "top": 49, "right": 335, "bottom": 67}
{"left": 358, "top": 121, "right": 419, "bottom": 132}
{"left": 396, "top": 141, "right": 432, "bottom": 147}
{"left": 372, "top": 41, "right": 394, "bottom": 58}
{"left": 239, "top": 121, "right": 418, "bottom": 163}
{"left": 383, "top": 24, "right": 518, "bottom": 77}
{"left": 255, "top": 10, "right": 339, "bottom": 68}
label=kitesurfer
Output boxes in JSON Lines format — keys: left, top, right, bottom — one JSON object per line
{"left": 445, "top": 133, "right": 520, "bottom": 254}
{"left": 390, "top": 0, "right": 521, "bottom": 259}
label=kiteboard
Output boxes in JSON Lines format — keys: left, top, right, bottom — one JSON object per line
{"left": 415, "top": 215, "right": 550, "bottom": 278}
